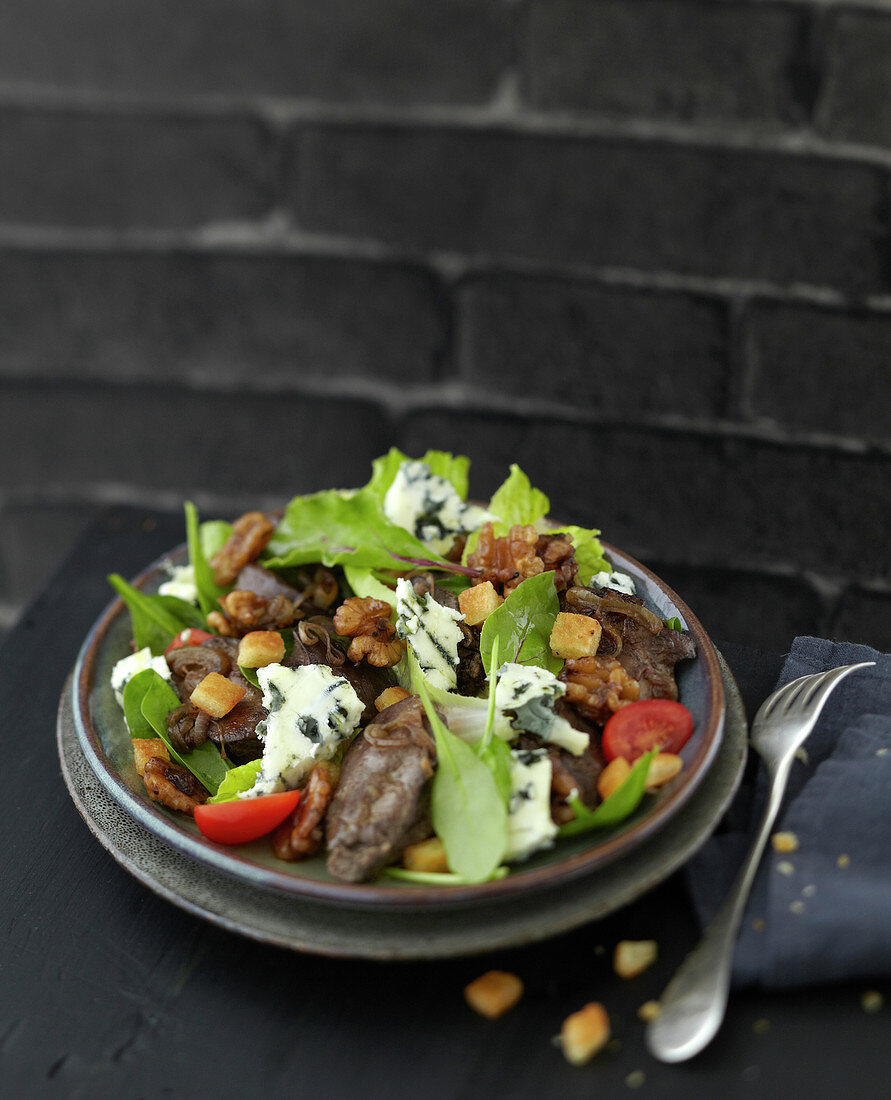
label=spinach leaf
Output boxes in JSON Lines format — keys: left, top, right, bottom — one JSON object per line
{"left": 156, "top": 595, "right": 207, "bottom": 630}
{"left": 238, "top": 665, "right": 261, "bottom": 689}
{"left": 264, "top": 489, "right": 454, "bottom": 573}
{"left": 472, "top": 638, "right": 512, "bottom": 804}
{"left": 199, "top": 519, "right": 233, "bottom": 561}
{"left": 185, "top": 501, "right": 228, "bottom": 617}
{"left": 208, "top": 760, "right": 263, "bottom": 804}
{"left": 122, "top": 669, "right": 159, "bottom": 739}
{"left": 136, "top": 670, "right": 230, "bottom": 794}
{"left": 480, "top": 571, "right": 562, "bottom": 677}
{"left": 365, "top": 447, "right": 470, "bottom": 501}
{"left": 108, "top": 573, "right": 197, "bottom": 655}
{"left": 415, "top": 678, "right": 507, "bottom": 883}
{"left": 557, "top": 749, "right": 657, "bottom": 837}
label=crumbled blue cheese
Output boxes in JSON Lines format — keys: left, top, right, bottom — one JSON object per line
{"left": 506, "top": 748, "right": 558, "bottom": 861}
{"left": 158, "top": 563, "right": 199, "bottom": 604}
{"left": 383, "top": 460, "right": 495, "bottom": 555}
{"left": 591, "top": 569, "right": 636, "bottom": 596}
{"left": 494, "top": 662, "right": 589, "bottom": 756}
{"left": 111, "top": 647, "right": 172, "bottom": 709}
{"left": 249, "top": 664, "right": 363, "bottom": 796}
{"left": 395, "top": 577, "right": 465, "bottom": 692}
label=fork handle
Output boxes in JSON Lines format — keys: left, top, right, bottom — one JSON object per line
{"left": 646, "top": 755, "right": 793, "bottom": 1063}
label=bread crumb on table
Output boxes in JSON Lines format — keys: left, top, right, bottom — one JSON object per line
{"left": 771, "top": 831, "right": 799, "bottom": 853}
{"left": 861, "top": 991, "right": 884, "bottom": 1013}
{"left": 560, "top": 1002, "right": 611, "bottom": 1066}
{"left": 837, "top": 854, "right": 851, "bottom": 869}
{"left": 777, "top": 860, "right": 795, "bottom": 876}
{"left": 613, "top": 939, "right": 658, "bottom": 979}
{"left": 637, "top": 1000, "right": 661, "bottom": 1022}
{"left": 625, "top": 1070, "right": 646, "bottom": 1089}
{"left": 464, "top": 971, "right": 523, "bottom": 1019}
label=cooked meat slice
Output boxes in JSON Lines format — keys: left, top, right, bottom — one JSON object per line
{"left": 207, "top": 701, "right": 267, "bottom": 763}
{"left": 616, "top": 621, "right": 696, "bottom": 701}
{"left": 325, "top": 696, "right": 436, "bottom": 883}
{"left": 234, "top": 563, "right": 302, "bottom": 602}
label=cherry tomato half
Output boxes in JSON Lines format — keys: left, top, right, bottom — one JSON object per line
{"left": 602, "top": 699, "right": 694, "bottom": 762}
{"left": 194, "top": 790, "right": 301, "bottom": 845}
{"left": 165, "top": 628, "right": 214, "bottom": 655}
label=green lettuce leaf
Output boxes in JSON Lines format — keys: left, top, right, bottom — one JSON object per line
{"left": 263, "top": 488, "right": 453, "bottom": 573}
{"left": 365, "top": 447, "right": 470, "bottom": 501}
{"left": 664, "top": 616, "right": 684, "bottom": 632}
{"left": 463, "top": 463, "right": 549, "bottom": 560}
{"left": 108, "top": 573, "right": 201, "bottom": 655}
{"left": 208, "top": 760, "right": 263, "bottom": 804}
{"left": 415, "top": 678, "right": 507, "bottom": 883}
{"left": 557, "top": 749, "right": 658, "bottom": 837}
{"left": 479, "top": 571, "right": 563, "bottom": 677}
{"left": 548, "top": 524, "right": 610, "bottom": 584}
{"left": 343, "top": 565, "right": 399, "bottom": 608}
{"left": 200, "top": 519, "right": 233, "bottom": 561}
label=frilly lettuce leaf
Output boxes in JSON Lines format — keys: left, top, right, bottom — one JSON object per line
{"left": 463, "top": 464, "right": 549, "bottom": 560}
{"left": 208, "top": 760, "right": 263, "bottom": 804}
{"left": 365, "top": 447, "right": 470, "bottom": 501}
{"left": 343, "top": 564, "right": 399, "bottom": 608}
{"left": 479, "top": 571, "right": 563, "bottom": 677}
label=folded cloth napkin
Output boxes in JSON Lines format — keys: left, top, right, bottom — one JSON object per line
{"left": 686, "top": 637, "right": 891, "bottom": 990}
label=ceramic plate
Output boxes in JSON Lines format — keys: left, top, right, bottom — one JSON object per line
{"left": 71, "top": 541, "right": 725, "bottom": 910}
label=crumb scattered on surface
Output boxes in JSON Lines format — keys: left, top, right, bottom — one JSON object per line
{"left": 463, "top": 971, "right": 523, "bottom": 1019}
{"left": 861, "top": 991, "right": 884, "bottom": 1013}
{"left": 637, "top": 1001, "right": 661, "bottom": 1022}
{"left": 795, "top": 748, "right": 809, "bottom": 765}
{"left": 752, "top": 918, "right": 766, "bottom": 932}
{"left": 877, "top": 747, "right": 889, "bottom": 757}
{"left": 560, "top": 1002, "right": 611, "bottom": 1066}
{"left": 625, "top": 1070, "right": 646, "bottom": 1089}
{"left": 614, "top": 940, "right": 658, "bottom": 979}
{"left": 802, "top": 884, "right": 817, "bottom": 898}
{"left": 777, "top": 860, "right": 795, "bottom": 876}
{"left": 837, "top": 854, "right": 851, "bottom": 869}
{"left": 771, "top": 831, "right": 799, "bottom": 853}
{"left": 790, "top": 900, "right": 806, "bottom": 915}
{"left": 753, "top": 1018, "right": 770, "bottom": 1034}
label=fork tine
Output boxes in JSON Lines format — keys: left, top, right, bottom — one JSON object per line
{"left": 797, "top": 661, "right": 875, "bottom": 714}
{"left": 756, "top": 673, "right": 813, "bottom": 721}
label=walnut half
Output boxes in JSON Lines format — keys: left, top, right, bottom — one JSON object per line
{"left": 333, "top": 596, "right": 405, "bottom": 668}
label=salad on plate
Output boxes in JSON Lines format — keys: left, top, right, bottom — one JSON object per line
{"left": 106, "top": 450, "right": 697, "bottom": 886}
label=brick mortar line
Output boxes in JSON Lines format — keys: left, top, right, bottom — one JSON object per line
{"left": 4, "top": 375, "right": 890, "bottom": 458}
{"left": 0, "top": 81, "right": 890, "bottom": 171}
{"left": 2, "top": 484, "right": 889, "bottom": 602}
{"left": 1, "top": 222, "right": 890, "bottom": 313}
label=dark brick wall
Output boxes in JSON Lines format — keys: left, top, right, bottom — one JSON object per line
{"left": 1, "top": 0, "right": 889, "bottom": 654}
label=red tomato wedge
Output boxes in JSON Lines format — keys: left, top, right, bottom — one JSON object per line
{"left": 194, "top": 790, "right": 301, "bottom": 845}
{"left": 602, "top": 699, "right": 694, "bottom": 762}
{"left": 165, "top": 628, "right": 214, "bottom": 655}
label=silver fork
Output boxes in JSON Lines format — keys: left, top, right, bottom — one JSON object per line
{"left": 646, "top": 660, "right": 875, "bottom": 1063}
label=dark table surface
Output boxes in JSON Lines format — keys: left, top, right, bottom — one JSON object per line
{"left": 2, "top": 507, "right": 887, "bottom": 1100}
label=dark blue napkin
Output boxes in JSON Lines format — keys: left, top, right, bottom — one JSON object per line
{"left": 686, "top": 637, "right": 891, "bottom": 989}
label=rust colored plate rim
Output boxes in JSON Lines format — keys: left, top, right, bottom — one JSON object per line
{"left": 73, "top": 539, "right": 724, "bottom": 910}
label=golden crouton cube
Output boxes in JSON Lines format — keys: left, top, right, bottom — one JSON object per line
{"left": 132, "top": 737, "right": 169, "bottom": 776}
{"left": 597, "top": 757, "right": 631, "bottom": 801}
{"left": 549, "top": 612, "right": 602, "bottom": 659}
{"left": 403, "top": 836, "right": 449, "bottom": 873}
{"left": 771, "top": 831, "right": 799, "bottom": 854}
{"left": 560, "top": 1002, "right": 610, "bottom": 1065}
{"left": 614, "top": 940, "right": 658, "bottom": 979}
{"left": 374, "top": 686, "right": 412, "bottom": 712}
{"left": 464, "top": 971, "right": 524, "bottom": 1019}
{"left": 645, "top": 753, "right": 683, "bottom": 792}
{"left": 458, "top": 582, "right": 504, "bottom": 626}
{"left": 190, "top": 672, "right": 246, "bottom": 718}
{"left": 237, "top": 630, "right": 285, "bottom": 668}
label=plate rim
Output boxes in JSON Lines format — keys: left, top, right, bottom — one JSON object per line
{"left": 72, "top": 539, "right": 724, "bottom": 909}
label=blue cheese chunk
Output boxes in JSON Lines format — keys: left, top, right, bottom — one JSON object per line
{"left": 111, "top": 646, "right": 172, "bottom": 709}
{"left": 249, "top": 664, "right": 363, "bottom": 796}
{"left": 506, "top": 748, "right": 558, "bottom": 861}
{"left": 158, "top": 563, "right": 199, "bottom": 604}
{"left": 494, "top": 662, "right": 589, "bottom": 756}
{"left": 590, "top": 569, "right": 636, "bottom": 596}
{"left": 383, "top": 460, "right": 495, "bottom": 555}
{"left": 395, "top": 577, "right": 465, "bottom": 692}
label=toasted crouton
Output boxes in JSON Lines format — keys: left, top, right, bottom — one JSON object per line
{"left": 374, "top": 686, "right": 412, "bottom": 712}
{"left": 458, "top": 581, "right": 504, "bottom": 626}
{"left": 403, "top": 836, "right": 449, "bottom": 873}
{"left": 560, "top": 1002, "right": 610, "bottom": 1065}
{"left": 614, "top": 940, "right": 658, "bottom": 979}
{"left": 237, "top": 630, "right": 285, "bottom": 669}
{"left": 549, "top": 612, "right": 602, "bottom": 659}
{"left": 190, "top": 672, "right": 246, "bottom": 718}
{"left": 464, "top": 971, "right": 524, "bottom": 1019}
{"left": 132, "top": 737, "right": 169, "bottom": 776}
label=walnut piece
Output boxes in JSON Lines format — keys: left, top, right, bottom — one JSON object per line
{"left": 214, "top": 589, "right": 300, "bottom": 637}
{"left": 210, "top": 511, "right": 275, "bottom": 587}
{"left": 561, "top": 656, "right": 640, "bottom": 724}
{"left": 467, "top": 524, "right": 578, "bottom": 595}
{"left": 333, "top": 596, "right": 405, "bottom": 668}
{"left": 272, "top": 761, "right": 339, "bottom": 861}
{"left": 143, "top": 757, "right": 207, "bottom": 814}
